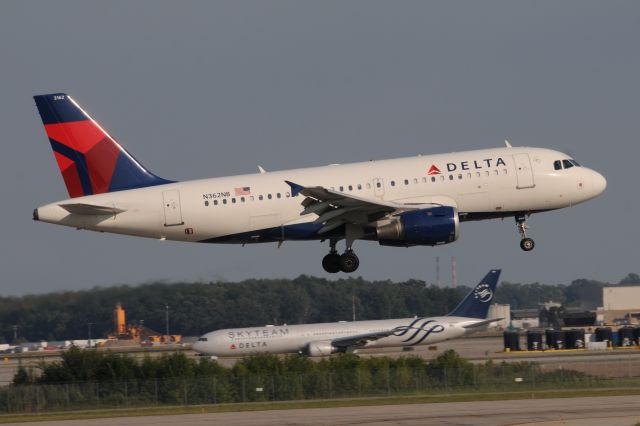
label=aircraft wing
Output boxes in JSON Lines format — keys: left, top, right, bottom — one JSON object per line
{"left": 59, "top": 203, "right": 126, "bottom": 216}
{"left": 330, "top": 330, "right": 396, "bottom": 349}
{"left": 285, "top": 180, "right": 440, "bottom": 234}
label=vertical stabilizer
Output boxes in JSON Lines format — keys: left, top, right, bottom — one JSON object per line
{"left": 33, "top": 93, "right": 172, "bottom": 198}
{"left": 447, "top": 269, "right": 501, "bottom": 319}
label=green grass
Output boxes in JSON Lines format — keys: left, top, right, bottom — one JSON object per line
{"left": 1, "top": 386, "right": 639, "bottom": 423}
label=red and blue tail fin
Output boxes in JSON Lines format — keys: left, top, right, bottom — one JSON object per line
{"left": 33, "top": 93, "right": 172, "bottom": 198}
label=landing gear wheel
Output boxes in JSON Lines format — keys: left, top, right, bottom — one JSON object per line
{"left": 322, "top": 253, "right": 341, "bottom": 273}
{"left": 515, "top": 214, "right": 535, "bottom": 252}
{"left": 339, "top": 251, "right": 360, "bottom": 273}
{"left": 520, "top": 238, "right": 535, "bottom": 252}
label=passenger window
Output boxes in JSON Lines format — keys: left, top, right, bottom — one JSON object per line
{"left": 476, "top": 172, "right": 481, "bottom": 178}
{"left": 250, "top": 196, "right": 255, "bottom": 201}
{"left": 553, "top": 160, "right": 562, "bottom": 170}
{"left": 259, "top": 195, "right": 263, "bottom": 201}
{"left": 223, "top": 199, "right": 227, "bottom": 205}
{"left": 404, "top": 179, "right": 409, "bottom": 185}
{"left": 214, "top": 200, "right": 218, "bottom": 206}
{"left": 439, "top": 176, "right": 445, "bottom": 181}
{"left": 231, "top": 198, "right": 236, "bottom": 203}
{"left": 204, "top": 200, "right": 209, "bottom": 206}
{"left": 413, "top": 178, "right": 418, "bottom": 184}
{"left": 268, "top": 194, "right": 273, "bottom": 199}
{"left": 485, "top": 171, "right": 490, "bottom": 177}
{"left": 366, "top": 183, "right": 371, "bottom": 189}
{"left": 241, "top": 197, "right": 245, "bottom": 202}
{"left": 357, "top": 184, "right": 362, "bottom": 190}
{"left": 348, "top": 185, "right": 353, "bottom": 191}
{"left": 449, "top": 175, "right": 454, "bottom": 181}
{"left": 422, "top": 177, "right": 427, "bottom": 183}
{"left": 376, "top": 182, "right": 381, "bottom": 188}
{"left": 339, "top": 186, "right": 344, "bottom": 191}
{"left": 431, "top": 176, "right": 436, "bottom": 182}
{"left": 390, "top": 181, "right": 395, "bottom": 187}
{"left": 503, "top": 169, "right": 508, "bottom": 175}
{"left": 494, "top": 170, "right": 499, "bottom": 175}
{"left": 467, "top": 173, "right": 472, "bottom": 179}
{"left": 277, "top": 193, "right": 281, "bottom": 199}
{"left": 563, "top": 160, "right": 574, "bottom": 169}
{"left": 458, "top": 174, "right": 463, "bottom": 180}
{"left": 285, "top": 192, "right": 290, "bottom": 198}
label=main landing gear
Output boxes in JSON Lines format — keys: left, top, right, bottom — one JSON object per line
{"left": 322, "top": 239, "right": 360, "bottom": 273}
{"left": 516, "top": 214, "right": 535, "bottom": 251}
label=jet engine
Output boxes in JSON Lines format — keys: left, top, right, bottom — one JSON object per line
{"left": 376, "top": 206, "right": 460, "bottom": 247}
{"left": 306, "top": 341, "right": 337, "bottom": 357}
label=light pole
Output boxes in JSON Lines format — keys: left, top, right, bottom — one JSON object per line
{"left": 12, "top": 325, "right": 17, "bottom": 344}
{"left": 87, "top": 323, "right": 93, "bottom": 348}
{"left": 165, "top": 304, "right": 170, "bottom": 337}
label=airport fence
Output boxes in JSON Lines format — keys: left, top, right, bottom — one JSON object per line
{"left": 1, "top": 363, "right": 639, "bottom": 413}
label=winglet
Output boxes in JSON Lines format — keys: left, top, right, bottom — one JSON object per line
{"left": 285, "top": 180, "right": 304, "bottom": 197}
{"left": 258, "top": 166, "right": 267, "bottom": 174}
{"left": 447, "top": 269, "right": 501, "bottom": 319}
{"left": 504, "top": 139, "right": 512, "bottom": 148}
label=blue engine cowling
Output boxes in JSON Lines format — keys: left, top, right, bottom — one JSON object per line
{"left": 376, "top": 206, "right": 459, "bottom": 247}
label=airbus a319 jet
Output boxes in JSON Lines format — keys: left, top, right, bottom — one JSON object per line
{"left": 193, "top": 269, "right": 502, "bottom": 357}
{"left": 33, "top": 94, "right": 606, "bottom": 273}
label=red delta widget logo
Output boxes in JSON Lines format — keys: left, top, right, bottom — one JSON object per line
{"left": 429, "top": 158, "right": 506, "bottom": 174}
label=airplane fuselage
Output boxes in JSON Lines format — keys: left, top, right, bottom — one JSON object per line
{"left": 35, "top": 146, "right": 606, "bottom": 245}
{"left": 193, "top": 316, "right": 476, "bottom": 357}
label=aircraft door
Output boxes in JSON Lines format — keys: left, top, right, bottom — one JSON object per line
{"left": 162, "top": 190, "right": 184, "bottom": 226}
{"left": 373, "top": 178, "right": 385, "bottom": 198}
{"left": 513, "top": 154, "right": 535, "bottom": 189}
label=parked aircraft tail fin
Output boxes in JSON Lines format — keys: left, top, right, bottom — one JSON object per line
{"left": 33, "top": 93, "right": 172, "bottom": 198}
{"left": 447, "top": 269, "right": 501, "bottom": 319}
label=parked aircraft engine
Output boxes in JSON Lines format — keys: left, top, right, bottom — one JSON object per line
{"left": 376, "top": 206, "right": 459, "bottom": 247}
{"left": 306, "top": 341, "right": 337, "bottom": 356}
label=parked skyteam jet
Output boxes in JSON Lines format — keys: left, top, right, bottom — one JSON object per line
{"left": 193, "top": 269, "right": 501, "bottom": 357}
{"left": 33, "top": 94, "right": 606, "bottom": 273}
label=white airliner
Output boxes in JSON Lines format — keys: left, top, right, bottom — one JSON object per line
{"left": 33, "top": 94, "right": 606, "bottom": 273}
{"left": 193, "top": 269, "right": 501, "bottom": 357}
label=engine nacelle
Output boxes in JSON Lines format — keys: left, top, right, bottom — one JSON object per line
{"left": 376, "top": 206, "right": 460, "bottom": 247}
{"left": 306, "top": 341, "right": 337, "bottom": 357}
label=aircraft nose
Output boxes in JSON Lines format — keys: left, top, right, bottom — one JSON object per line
{"left": 592, "top": 171, "right": 607, "bottom": 197}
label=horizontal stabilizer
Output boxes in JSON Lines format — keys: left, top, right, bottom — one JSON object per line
{"left": 462, "top": 318, "right": 503, "bottom": 329}
{"left": 59, "top": 203, "right": 126, "bottom": 216}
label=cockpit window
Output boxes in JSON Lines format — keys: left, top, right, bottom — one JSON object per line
{"left": 198, "top": 337, "right": 208, "bottom": 342}
{"left": 553, "top": 160, "right": 562, "bottom": 170}
{"left": 569, "top": 159, "right": 580, "bottom": 167}
{"left": 562, "top": 159, "right": 574, "bottom": 169}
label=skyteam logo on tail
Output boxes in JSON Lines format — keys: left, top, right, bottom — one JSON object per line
{"left": 473, "top": 283, "right": 493, "bottom": 303}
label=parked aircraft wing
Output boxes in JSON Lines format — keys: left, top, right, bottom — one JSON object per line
{"left": 285, "top": 180, "right": 441, "bottom": 233}
{"left": 330, "top": 330, "right": 396, "bottom": 349}
{"left": 59, "top": 203, "right": 126, "bottom": 216}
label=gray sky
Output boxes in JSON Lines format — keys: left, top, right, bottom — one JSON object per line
{"left": 1, "top": 1, "right": 638, "bottom": 295}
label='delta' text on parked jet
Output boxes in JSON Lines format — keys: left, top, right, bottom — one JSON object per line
{"left": 32, "top": 94, "right": 606, "bottom": 273}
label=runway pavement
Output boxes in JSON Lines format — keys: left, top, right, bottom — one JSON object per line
{"left": 3, "top": 395, "right": 640, "bottom": 425}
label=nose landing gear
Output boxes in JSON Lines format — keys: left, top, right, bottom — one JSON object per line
{"left": 516, "top": 214, "right": 535, "bottom": 251}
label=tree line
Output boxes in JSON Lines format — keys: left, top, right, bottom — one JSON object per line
{"left": 1, "top": 273, "right": 637, "bottom": 342}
